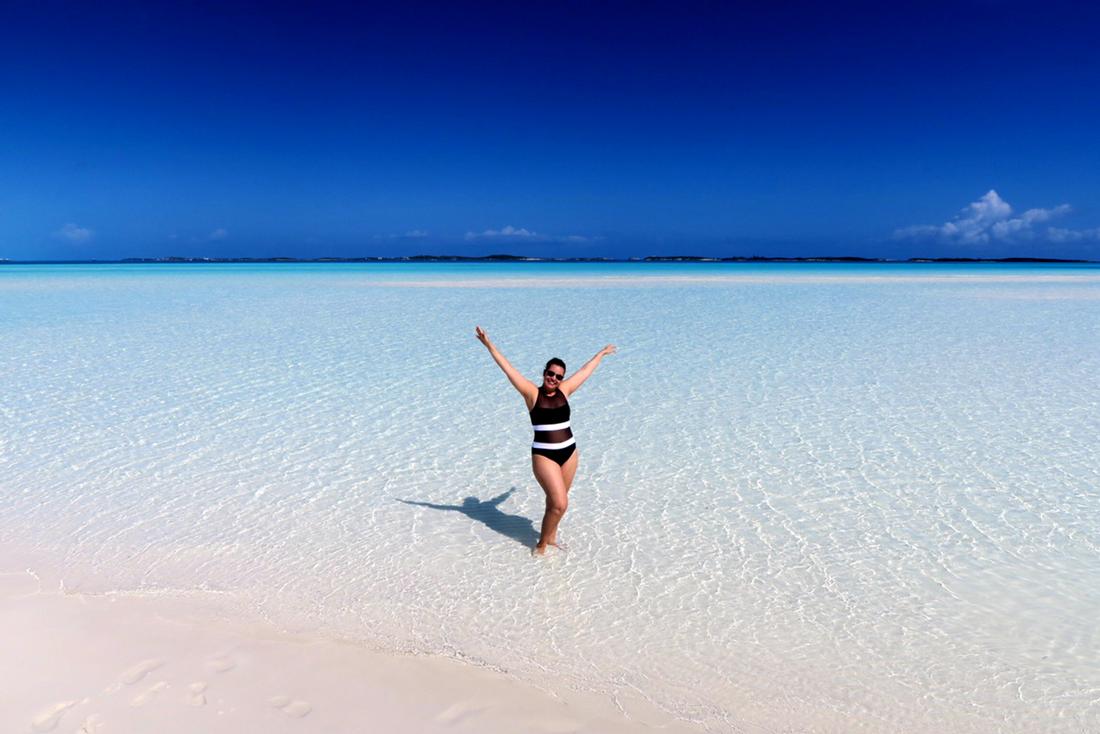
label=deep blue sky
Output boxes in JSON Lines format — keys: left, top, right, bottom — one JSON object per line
{"left": 3, "top": 1, "right": 1099, "bottom": 260}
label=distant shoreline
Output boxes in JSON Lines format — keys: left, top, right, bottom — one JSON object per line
{"left": 1, "top": 255, "right": 1096, "bottom": 264}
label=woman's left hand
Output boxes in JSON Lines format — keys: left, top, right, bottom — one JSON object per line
{"left": 600, "top": 344, "right": 617, "bottom": 357}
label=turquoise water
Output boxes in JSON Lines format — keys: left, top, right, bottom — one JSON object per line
{"left": 5, "top": 260, "right": 1100, "bottom": 277}
{"left": 3, "top": 263, "right": 1099, "bottom": 732}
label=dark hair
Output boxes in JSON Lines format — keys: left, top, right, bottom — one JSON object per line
{"left": 545, "top": 357, "right": 566, "bottom": 373}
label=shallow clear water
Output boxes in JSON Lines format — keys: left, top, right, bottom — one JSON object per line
{"left": 3, "top": 263, "right": 1099, "bottom": 732}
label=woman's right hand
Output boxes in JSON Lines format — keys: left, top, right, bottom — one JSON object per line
{"left": 475, "top": 325, "right": 492, "bottom": 348}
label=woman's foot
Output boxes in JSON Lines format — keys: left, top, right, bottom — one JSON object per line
{"left": 532, "top": 539, "right": 567, "bottom": 556}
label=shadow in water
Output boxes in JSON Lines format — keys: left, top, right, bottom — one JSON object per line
{"left": 397, "top": 487, "right": 540, "bottom": 548}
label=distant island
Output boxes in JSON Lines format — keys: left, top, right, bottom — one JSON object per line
{"left": 1, "top": 255, "right": 1096, "bottom": 264}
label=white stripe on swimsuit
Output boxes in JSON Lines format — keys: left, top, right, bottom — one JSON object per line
{"left": 531, "top": 421, "right": 570, "bottom": 431}
{"left": 531, "top": 436, "right": 576, "bottom": 450}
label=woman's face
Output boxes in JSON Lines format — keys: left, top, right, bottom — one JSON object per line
{"left": 542, "top": 365, "right": 565, "bottom": 389}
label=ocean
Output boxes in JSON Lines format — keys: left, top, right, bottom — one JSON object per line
{"left": 2, "top": 262, "right": 1098, "bottom": 732}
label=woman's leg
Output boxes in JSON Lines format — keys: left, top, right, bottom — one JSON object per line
{"left": 532, "top": 453, "right": 568, "bottom": 554}
{"left": 561, "top": 448, "right": 579, "bottom": 493}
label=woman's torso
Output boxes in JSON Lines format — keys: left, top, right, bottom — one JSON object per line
{"left": 530, "top": 386, "right": 574, "bottom": 447}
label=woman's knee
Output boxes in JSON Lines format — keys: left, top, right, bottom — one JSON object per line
{"left": 547, "top": 494, "right": 568, "bottom": 515}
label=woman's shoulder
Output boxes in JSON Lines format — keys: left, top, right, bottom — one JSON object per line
{"left": 525, "top": 385, "right": 542, "bottom": 412}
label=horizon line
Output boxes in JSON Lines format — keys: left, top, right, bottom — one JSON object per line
{"left": 1, "top": 255, "right": 1098, "bottom": 265}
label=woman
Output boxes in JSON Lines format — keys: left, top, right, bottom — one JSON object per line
{"left": 475, "top": 326, "right": 616, "bottom": 555}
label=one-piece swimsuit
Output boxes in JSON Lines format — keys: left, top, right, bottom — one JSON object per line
{"left": 530, "top": 385, "right": 576, "bottom": 466}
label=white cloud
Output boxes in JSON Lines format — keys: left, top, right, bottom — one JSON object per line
{"left": 465, "top": 225, "right": 539, "bottom": 240}
{"left": 373, "top": 229, "right": 430, "bottom": 240}
{"left": 54, "top": 223, "right": 93, "bottom": 243}
{"left": 894, "top": 190, "right": 1073, "bottom": 244}
{"left": 209, "top": 228, "right": 228, "bottom": 240}
{"left": 1047, "top": 226, "right": 1100, "bottom": 243}
{"left": 464, "top": 225, "right": 599, "bottom": 243}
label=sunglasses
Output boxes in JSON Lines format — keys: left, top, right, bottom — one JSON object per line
{"left": 544, "top": 370, "right": 564, "bottom": 380}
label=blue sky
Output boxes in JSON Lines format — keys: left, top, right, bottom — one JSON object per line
{"left": 2, "top": 1, "right": 1099, "bottom": 260}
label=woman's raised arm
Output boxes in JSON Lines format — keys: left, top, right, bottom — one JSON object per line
{"left": 476, "top": 326, "right": 538, "bottom": 404}
{"left": 560, "top": 344, "right": 616, "bottom": 397}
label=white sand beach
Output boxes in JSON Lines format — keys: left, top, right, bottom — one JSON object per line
{"left": 0, "top": 565, "right": 698, "bottom": 734}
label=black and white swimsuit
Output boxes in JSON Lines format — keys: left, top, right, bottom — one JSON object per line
{"left": 530, "top": 385, "right": 576, "bottom": 466}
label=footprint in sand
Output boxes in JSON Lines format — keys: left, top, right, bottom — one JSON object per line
{"left": 76, "top": 713, "right": 105, "bottom": 733}
{"left": 29, "top": 700, "right": 77, "bottom": 732}
{"left": 187, "top": 681, "right": 208, "bottom": 707}
{"left": 434, "top": 701, "right": 488, "bottom": 726}
{"left": 269, "top": 695, "right": 312, "bottom": 718}
{"left": 130, "top": 681, "right": 168, "bottom": 707}
{"left": 206, "top": 655, "right": 236, "bottom": 673}
{"left": 106, "top": 659, "right": 160, "bottom": 694}
{"left": 110, "top": 658, "right": 165, "bottom": 690}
